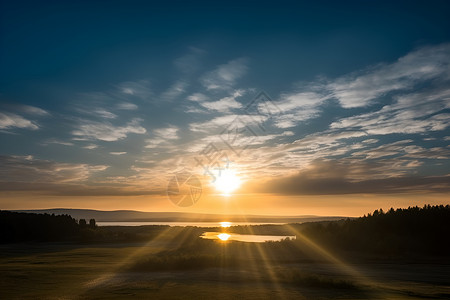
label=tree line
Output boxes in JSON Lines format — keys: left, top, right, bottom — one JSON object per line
{"left": 300, "top": 204, "right": 450, "bottom": 256}
{"left": 0, "top": 210, "right": 96, "bottom": 243}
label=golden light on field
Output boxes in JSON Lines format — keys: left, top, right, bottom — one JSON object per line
{"left": 213, "top": 169, "right": 241, "bottom": 196}
{"left": 217, "top": 233, "right": 231, "bottom": 241}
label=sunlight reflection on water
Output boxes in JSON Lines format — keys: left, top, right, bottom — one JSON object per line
{"left": 200, "top": 232, "right": 296, "bottom": 243}
{"left": 217, "top": 233, "right": 231, "bottom": 241}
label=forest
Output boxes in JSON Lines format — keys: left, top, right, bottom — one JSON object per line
{"left": 2, "top": 205, "right": 449, "bottom": 257}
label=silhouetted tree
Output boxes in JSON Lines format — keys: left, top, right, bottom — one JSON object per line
{"left": 89, "top": 219, "right": 96, "bottom": 229}
{"left": 79, "top": 219, "right": 87, "bottom": 227}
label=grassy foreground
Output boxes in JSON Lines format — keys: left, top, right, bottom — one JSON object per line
{"left": 1, "top": 230, "right": 449, "bottom": 299}
{"left": 1, "top": 206, "right": 450, "bottom": 299}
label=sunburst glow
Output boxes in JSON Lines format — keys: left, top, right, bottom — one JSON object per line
{"left": 213, "top": 169, "right": 241, "bottom": 196}
{"left": 218, "top": 233, "right": 230, "bottom": 241}
{"left": 220, "top": 221, "right": 232, "bottom": 227}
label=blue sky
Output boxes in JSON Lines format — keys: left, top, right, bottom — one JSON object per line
{"left": 1, "top": 1, "right": 449, "bottom": 214}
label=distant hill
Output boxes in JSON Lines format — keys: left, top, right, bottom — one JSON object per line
{"left": 13, "top": 208, "right": 345, "bottom": 223}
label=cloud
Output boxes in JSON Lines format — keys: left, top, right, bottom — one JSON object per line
{"left": 0, "top": 112, "right": 39, "bottom": 130}
{"left": 201, "top": 58, "right": 248, "bottom": 90}
{"left": 287, "top": 130, "right": 367, "bottom": 151}
{"left": 0, "top": 182, "right": 165, "bottom": 196}
{"left": 189, "top": 114, "right": 264, "bottom": 133}
{"left": 160, "top": 80, "right": 188, "bottom": 101}
{"left": 145, "top": 126, "right": 179, "bottom": 149}
{"left": 118, "top": 80, "right": 152, "bottom": 100}
{"left": 75, "top": 104, "right": 118, "bottom": 119}
{"left": 72, "top": 118, "right": 146, "bottom": 141}
{"left": 110, "top": 152, "right": 127, "bottom": 155}
{"left": 83, "top": 144, "right": 98, "bottom": 150}
{"left": 3, "top": 44, "right": 450, "bottom": 200}
{"left": 116, "top": 102, "right": 138, "bottom": 110}
{"left": 349, "top": 140, "right": 450, "bottom": 160}
{"left": 362, "top": 139, "right": 378, "bottom": 144}
{"left": 270, "top": 43, "right": 450, "bottom": 129}
{"left": 41, "top": 139, "right": 74, "bottom": 147}
{"left": 0, "top": 156, "right": 166, "bottom": 197}
{"left": 254, "top": 159, "right": 450, "bottom": 195}
{"left": 328, "top": 43, "right": 450, "bottom": 108}
{"left": 272, "top": 91, "right": 326, "bottom": 128}
{"left": 0, "top": 155, "right": 107, "bottom": 184}
{"left": 187, "top": 90, "right": 245, "bottom": 113}
{"left": 351, "top": 140, "right": 413, "bottom": 159}
{"left": 94, "top": 109, "right": 117, "bottom": 119}
{"left": 196, "top": 90, "right": 244, "bottom": 112}
{"left": 153, "top": 126, "right": 179, "bottom": 140}
{"left": 188, "top": 93, "right": 208, "bottom": 102}
{"left": 20, "top": 105, "right": 49, "bottom": 116}
{"left": 330, "top": 86, "right": 450, "bottom": 135}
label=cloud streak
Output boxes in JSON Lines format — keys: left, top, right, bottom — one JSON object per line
{"left": 72, "top": 118, "right": 146, "bottom": 141}
{"left": 255, "top": 159, "right": 450, "bottom": 195}
{"left": 0, "top": 155, "right": 107, "bottom": 183}
{"left": 0, "top": 112, "right": 39, "bottom": 130}
{"left": 201, "top": 58, "right": 248, "bottom": 90}
{"left": 328, "top": 43, "right": 450, "bottom": 108}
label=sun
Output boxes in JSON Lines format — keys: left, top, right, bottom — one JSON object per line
{"left": 213, "top": 169, "right": 241, "bottom": 196}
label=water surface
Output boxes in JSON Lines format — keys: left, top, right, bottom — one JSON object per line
{"left": 200, "top": 231, "right": 296, "bottom": 243}
{"left": 97, "top": 221, "right": 285, "bottom": 227}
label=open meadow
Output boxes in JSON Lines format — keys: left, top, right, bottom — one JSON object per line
{"left": 1, "top": 213, "right": 449, "bottom": 299}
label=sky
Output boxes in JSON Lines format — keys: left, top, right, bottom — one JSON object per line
{"left": 1, "top": 0, "right": 449, "bottom": 216}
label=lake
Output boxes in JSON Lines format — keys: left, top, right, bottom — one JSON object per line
{"left": 97, "top": 221, "right": 286, "bottom": 227}
{"left": 200, "top": 231, "right": 296, "bottom": 243}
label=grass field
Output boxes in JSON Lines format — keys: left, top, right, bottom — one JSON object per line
{"left": 1, "top": 224, "right": 449, "bottom": 299}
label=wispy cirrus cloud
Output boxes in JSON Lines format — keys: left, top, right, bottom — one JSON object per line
{"left": 160, "top": 80, "right": 188, "bottom": 101}
{"left": 272, "top": 91, "right": 326, "bottom": 128}
{"left": 0, "top": 112, "right": 40, "bottom": 130}
{"left": 117, "top": 79, "right": 153, "bottom": 100}
{"left": 328, "top": 43, "right": 450, "bottom": 108}
{"left": 116, "top": 102, "right": 138, "bottom": 110}
{"left": 0, "top": 104, "right": 48, "bottom": 131}
{"left": 145, "top": 126, "right": 179, "bottom": 149}
{"left": 268, "top": 43, "right": 450, "bottom": 130}
{"left": 19, "top": 105, "right": 49, "bottom": 116}
{"left": 148, "top": 44, "right": 450, "bottom": 197}
{"left": 287, "top": 130, "right": 368, "bottom": 152}
{"left": 3, "top": 42, "right": 450, "bottom": 200}
{"left": 83, "top": 144, "right": 98, "bottom": 150}
{"left": 189, "top": 114, "right": 253, "bottom": 133}
{"left": 110, "top": 152, "right": 127, "bottom": 155}
{"left": 258, "top": 170, "right": 450, "bottom": 195}
{"left": 330, "top": 87, "right": 450, "bottom": 135}
{"left": 0, "top": 155, "right": 166, "bottom": 196}
{"left": 253, "top": 159, "right": 450, "bottom": 195}
{"left": 349, "top": 139, "right": 450, "bottom": 160}
{"left": 0, "top": 155, "right": 107, "bottom": 183}
{"left": 72, "top": 118, "right": 146, "bottom": 141}
{"left": 188, "top": 90, "right": 244, "bottom": 113}
{"left": 350, "top": 140, "right": 413, "bottom": 159}
{"left": 201, "top": 58, "right": 248, "bottom": 90}
{"left": 41, "top": 139, "right": 74, "bottom": 147}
